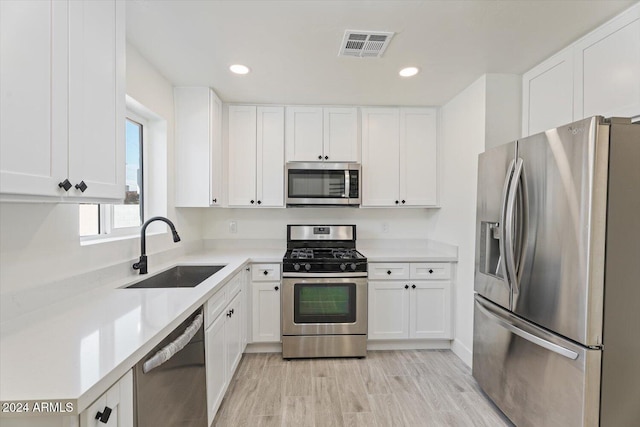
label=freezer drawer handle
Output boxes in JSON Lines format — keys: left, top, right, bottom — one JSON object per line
{"left": 477, "top": 301, "right": 579, "bottom": 360}
{"left": 142, "top": 311, "right": 204, "bottom": 373}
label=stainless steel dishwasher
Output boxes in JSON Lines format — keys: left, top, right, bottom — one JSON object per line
{"left": 134, "top": 308, "right": 206, "bottom": 427}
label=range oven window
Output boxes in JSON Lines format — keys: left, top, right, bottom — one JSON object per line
{"left": 294, "top": 283, "right": 356, "bottom": 323}
{"left": 288, "top": 170, "right": 346, "bottom": 198}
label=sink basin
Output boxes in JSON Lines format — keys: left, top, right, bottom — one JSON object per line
{"left": 126, "top": 265, "right": 226, "bottom": 289}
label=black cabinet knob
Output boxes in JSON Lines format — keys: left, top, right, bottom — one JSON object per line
{"left": 274, "top": 286, "right": 279, "bottom": 291}
{"left": 250, "top": 200, "right": 255, "bottom": 204}
{"left": 263, "top": 270, "right": 268, "bottom": 275}
{"left": 58, "top": 179, "right": 72, "bottom": 191}
{"left": 428, "top": 269, "right": 434, "bottom": 274}
{"left": 95, "top": 406, "right": 112, "bottom": 423}
{"left": 401, "top": 200, "right": 406, "bottom": 204}
{"left": 230, "top": 308, "right": 234, "bottom": 315}
{"left": 387, "top": 270, "right": 392, "bottom": 275}
{"left": 404, "top": 284, "right": 409, "bottom": 289}
{"left": 75, "top": 181, "right": 88, "bottom": 192}
{"left": 395, "top": 200, "right": 399, "bottom": 205}
{"left": 226, "top": 310, "right": 232, "bottom": 317}
{"left": 212, "top": 198, "right": 217, "bottom": 203}
{"left": 257, "top": 200, "right": 262, "bottom": 205}
{"left": 412, "top": 284, "right": 416, "bottom": 289}
{"left": 324, "top": 155, "right": 328, "bottom": 160}
{"left": 318, "top": 155, "right": 322, "bottom": 160}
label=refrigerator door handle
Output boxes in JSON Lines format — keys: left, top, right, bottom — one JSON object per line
{"left": 504, "top": 157, "right": 523, "bottom": 294}
{"left": 476, "top": 298, "right": 579, "bottom": 360}
{"left": 499, "top": 159, "right": 516, "bottom": 285}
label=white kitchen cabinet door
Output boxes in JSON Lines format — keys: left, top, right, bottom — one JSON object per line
{"left": 67, "top": 0, "right": 125, "bottom": 200}
{"left": 409, "top": 282, "right": 452, "bottom": 339}
{"left": 0, "top": 0, "right": 69, "bottom": 198}
{"left": 575, "top": 7, "right": 640, "bottom": 119}
{"left": 522, "top": 50, "right": 574, "bottom": 137}
{"left": 174, "top": 87, "right": 224, "bottom": 207}
{"left": 368, "top": 281, "right": 410, "bottom": 340}
{"left": 323, "top": 107, "right": 359, "bottom": 162}
{"left": 228, "top": 105, "right": 257, "bottom": 206}
{"left": 80, "top": 370, "right": 133, "bottom": 427}
{"left": 226, "top": 293, "right": 243, "bottom": 377}
{"left": 256, "top": 106, "right": 285, "bottom": 207}
{"left": 252, "top": 282, "right": 281, "bottom": 343}
{"left": 400, "top": 108, "right": 438, "bottom": 206}
{"left": 361, "top": 108, "right": 400, "bottom": 207}
{"left": 285, "top": 106, "right": 324, "bottom": 161}
{"left": 205, "top": 312, "right": 226, "bottom": 426}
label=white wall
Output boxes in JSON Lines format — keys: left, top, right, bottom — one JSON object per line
{"left": 0, "top": 44, "right": 202, "bottom": 320}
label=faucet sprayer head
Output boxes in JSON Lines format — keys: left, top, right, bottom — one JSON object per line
{"left": 172, "top": 230, "right": 181, "bottom": 243}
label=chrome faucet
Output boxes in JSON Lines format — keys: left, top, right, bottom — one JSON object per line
{"left": 132, "top": 216, "right": 181, "bottom": 274}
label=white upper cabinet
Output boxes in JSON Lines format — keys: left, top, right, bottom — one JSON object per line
{"left": 574, "top": 6, "right": 640, "bottom": 119}
{"left": 228, "top": 105, "right": 284, "bottom": 207}
{"left": 522, "top": 50, "right": 574, "bottom": 137}
{"left": 523, "top": 3, "right": 640, "bottom": 136}
{"left": 174, "top": 87, "right": 224, "bottom": 207}
{"left": 286, "top": 106, "right": 359, "bottom": 162}
{"left": 361, "top": 107, "right": 438, "bottom": 207}
{"left": 0, "top": 0, "right": 125, "bottom": 202}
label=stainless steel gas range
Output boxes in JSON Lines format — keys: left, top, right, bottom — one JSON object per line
{"left": 281, "top": 225, "right": 367, "bottom": 359}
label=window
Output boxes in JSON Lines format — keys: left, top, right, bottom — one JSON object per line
{"left": 79, "top": 113, "right": 146, "bottom": 238}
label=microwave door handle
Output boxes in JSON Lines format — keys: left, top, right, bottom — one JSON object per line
{"left": 344, "top": 170, "right": 350, "bottom": 198}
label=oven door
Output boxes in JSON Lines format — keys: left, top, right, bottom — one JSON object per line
{"left": 282, "top": 277, "right": 367, "bottom": 335}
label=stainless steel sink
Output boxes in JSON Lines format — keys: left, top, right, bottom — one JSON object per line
{"left": 125, "top": 265, "right": 226, "bottom": 289}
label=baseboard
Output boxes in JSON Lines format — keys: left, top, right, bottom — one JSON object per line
{"left": 451, "top": 338, "right": 473, "bottom": 367}
{"left": 366, "top": 339, "right": 451, "bottom": 351}
{"left": 245, "top": 342, "right": 282, "bottom": 353}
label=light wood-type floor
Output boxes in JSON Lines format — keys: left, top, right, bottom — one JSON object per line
{"left": 212, "top": 350, "right": 514, "bottom": 427}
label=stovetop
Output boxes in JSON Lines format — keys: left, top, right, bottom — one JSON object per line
{"left": 285, "top": 248, "right": 366, "bottom": 261}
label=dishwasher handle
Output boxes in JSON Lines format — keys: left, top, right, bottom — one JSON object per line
{"left": 142, "top": 312, "right": 204, "bottom": 374}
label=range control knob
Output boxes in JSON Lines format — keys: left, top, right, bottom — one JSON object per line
{"left": 304, "top": 263, "right": 311, "bottom": 271}
{"left": 340, "top": 263, "right": 347, "bottom": 271}
{"left": 294, "top": 263, "right": 301, "bottom": 271}
{"left": 350, "top": 263, "right": 357, "bottom": 271}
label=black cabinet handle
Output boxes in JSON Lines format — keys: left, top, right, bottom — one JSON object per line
{"left": 75, "top": 181, "right": 88, "bottom": 192}
{"left": 428, "top": 269, "right": 434, "bottom": 274}
{"left": 395, "top": 200, "right": 399, "bottom": 205}
{"left": 401, "top": 200, "right": 406, "bottom": 204}
{"left": 58, "top": 179, "right": 72, "bottom": 191}
{"left": 230, "top": 308, "right": 234, "bottom": 315}
{"left": 412, "top": 284, "right": 416, "bottom": 289}
{"left": 404, "top": 284, "right": 409, "bottom": 289}
{"left": 226, "top": 310, "right": 231, "bottom": 317}
{"left": 318, "top": 155, "right": 322, "bottom": 160}
{"left": 387, "top": 270, "right": 392, "bottom": 275}
{"left": 212, "top": 198, "right": 217, "bottom": 203}
{"left": 274, "top": 286, "right": 279, "bottom": 291}
{"left": 250, "top": 200, "right": 255, "bottom": 204}
{"left": 263, "top": 270, "right": 268, "bottom": 275}
{"left": 95, "top": 406, "right": 112, "bottom": 423}
{"left": 257, "top": 200, "right": 262, "bottom": 205}
{"left": 324, "top": 155, "right": 328, "bottom": 160}
{"left": 246, "top": 267, "right": 250, "bottom": 271}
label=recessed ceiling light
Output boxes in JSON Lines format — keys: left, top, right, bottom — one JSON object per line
{"left": 229, "top": 64, "right": 250, "bottom": 75}
{"left": 399, "top": 67, "right": 419, "bottom": 77}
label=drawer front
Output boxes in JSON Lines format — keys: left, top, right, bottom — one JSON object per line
{"left": 227, "top": 273, "right": 242, "bottom": 299}
{"left": 205, "top": 288, "right": 227, "bottom": 328}
{"left": 411, "top": 263, "right": 451, "bottom": 280}
{"left": 368, "top": 263, "right": 410, "bottom": 280}
{"left": 252, "top": 263, "right": 281, "bottom": 281}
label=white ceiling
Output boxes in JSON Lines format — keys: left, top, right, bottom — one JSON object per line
{"left": 126, "top": 0, "right": 636, "bottom": 106}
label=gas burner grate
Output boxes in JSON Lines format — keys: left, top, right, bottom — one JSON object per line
{"left": 291, "top": 248, "right": 314, "bottom": 259}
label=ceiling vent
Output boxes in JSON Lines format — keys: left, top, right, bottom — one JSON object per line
{"left": 339, "top": 30, "right": 395, "bottom": 58}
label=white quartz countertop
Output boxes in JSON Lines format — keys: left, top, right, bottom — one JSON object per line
{"left": 0, "top": 243, "right": 454, "bottom": 415}
{"left": 0, "top": 248, "right": 283, "bottom": 415}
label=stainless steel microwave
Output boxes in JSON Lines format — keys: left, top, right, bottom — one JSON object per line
{"left": 285, "top": 162, "right": 361, "bottom": 206}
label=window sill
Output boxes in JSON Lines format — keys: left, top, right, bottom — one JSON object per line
{"left": 80, "top": 230, "right": 167, "bottom": 247}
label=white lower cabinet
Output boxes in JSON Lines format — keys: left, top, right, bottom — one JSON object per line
{"left": 251, "top": 263, "right": 281, "bottom": 343}
{"left": 368, "top": 262, "right": 452, "bottom": 340}
{"left": 80, "top": 370, "right": 133, "bottom": 427}
{"left": 204, "top": 270, "right": 247, "bottom": 425}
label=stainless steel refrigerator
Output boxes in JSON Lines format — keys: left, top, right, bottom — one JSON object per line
{"left": 473, "top": 116, "right": 640, "bottom": 427}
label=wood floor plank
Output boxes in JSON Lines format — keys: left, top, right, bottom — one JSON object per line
{"left": 335, "top": 363, "right": 371, "bottom": 413}
{"left": 282, "top": 396, "right": 314, "bottom": 427}
{"left": 356, "top": 359, "right": 390, "bottom": 395}
{"left": 342, "top": 411, "right": 377, "bottom": 427}
{"left": 284, "top": 359, "right": 313, "bottom": 397}
{"left": 234, "top": 352, "right": 267, "bottom": 380}
{"left": 368, "top": 393, "right": 407, "bottom": 427}
{"left": 252, "top": 365, "right": 286, "bottom": 416}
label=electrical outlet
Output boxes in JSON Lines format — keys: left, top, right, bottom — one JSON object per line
{"left": 382, "top": 222, "right": 389, "bottom": 233}
{"left": 229, "top": 221, "right": 237, "bottom": 234}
